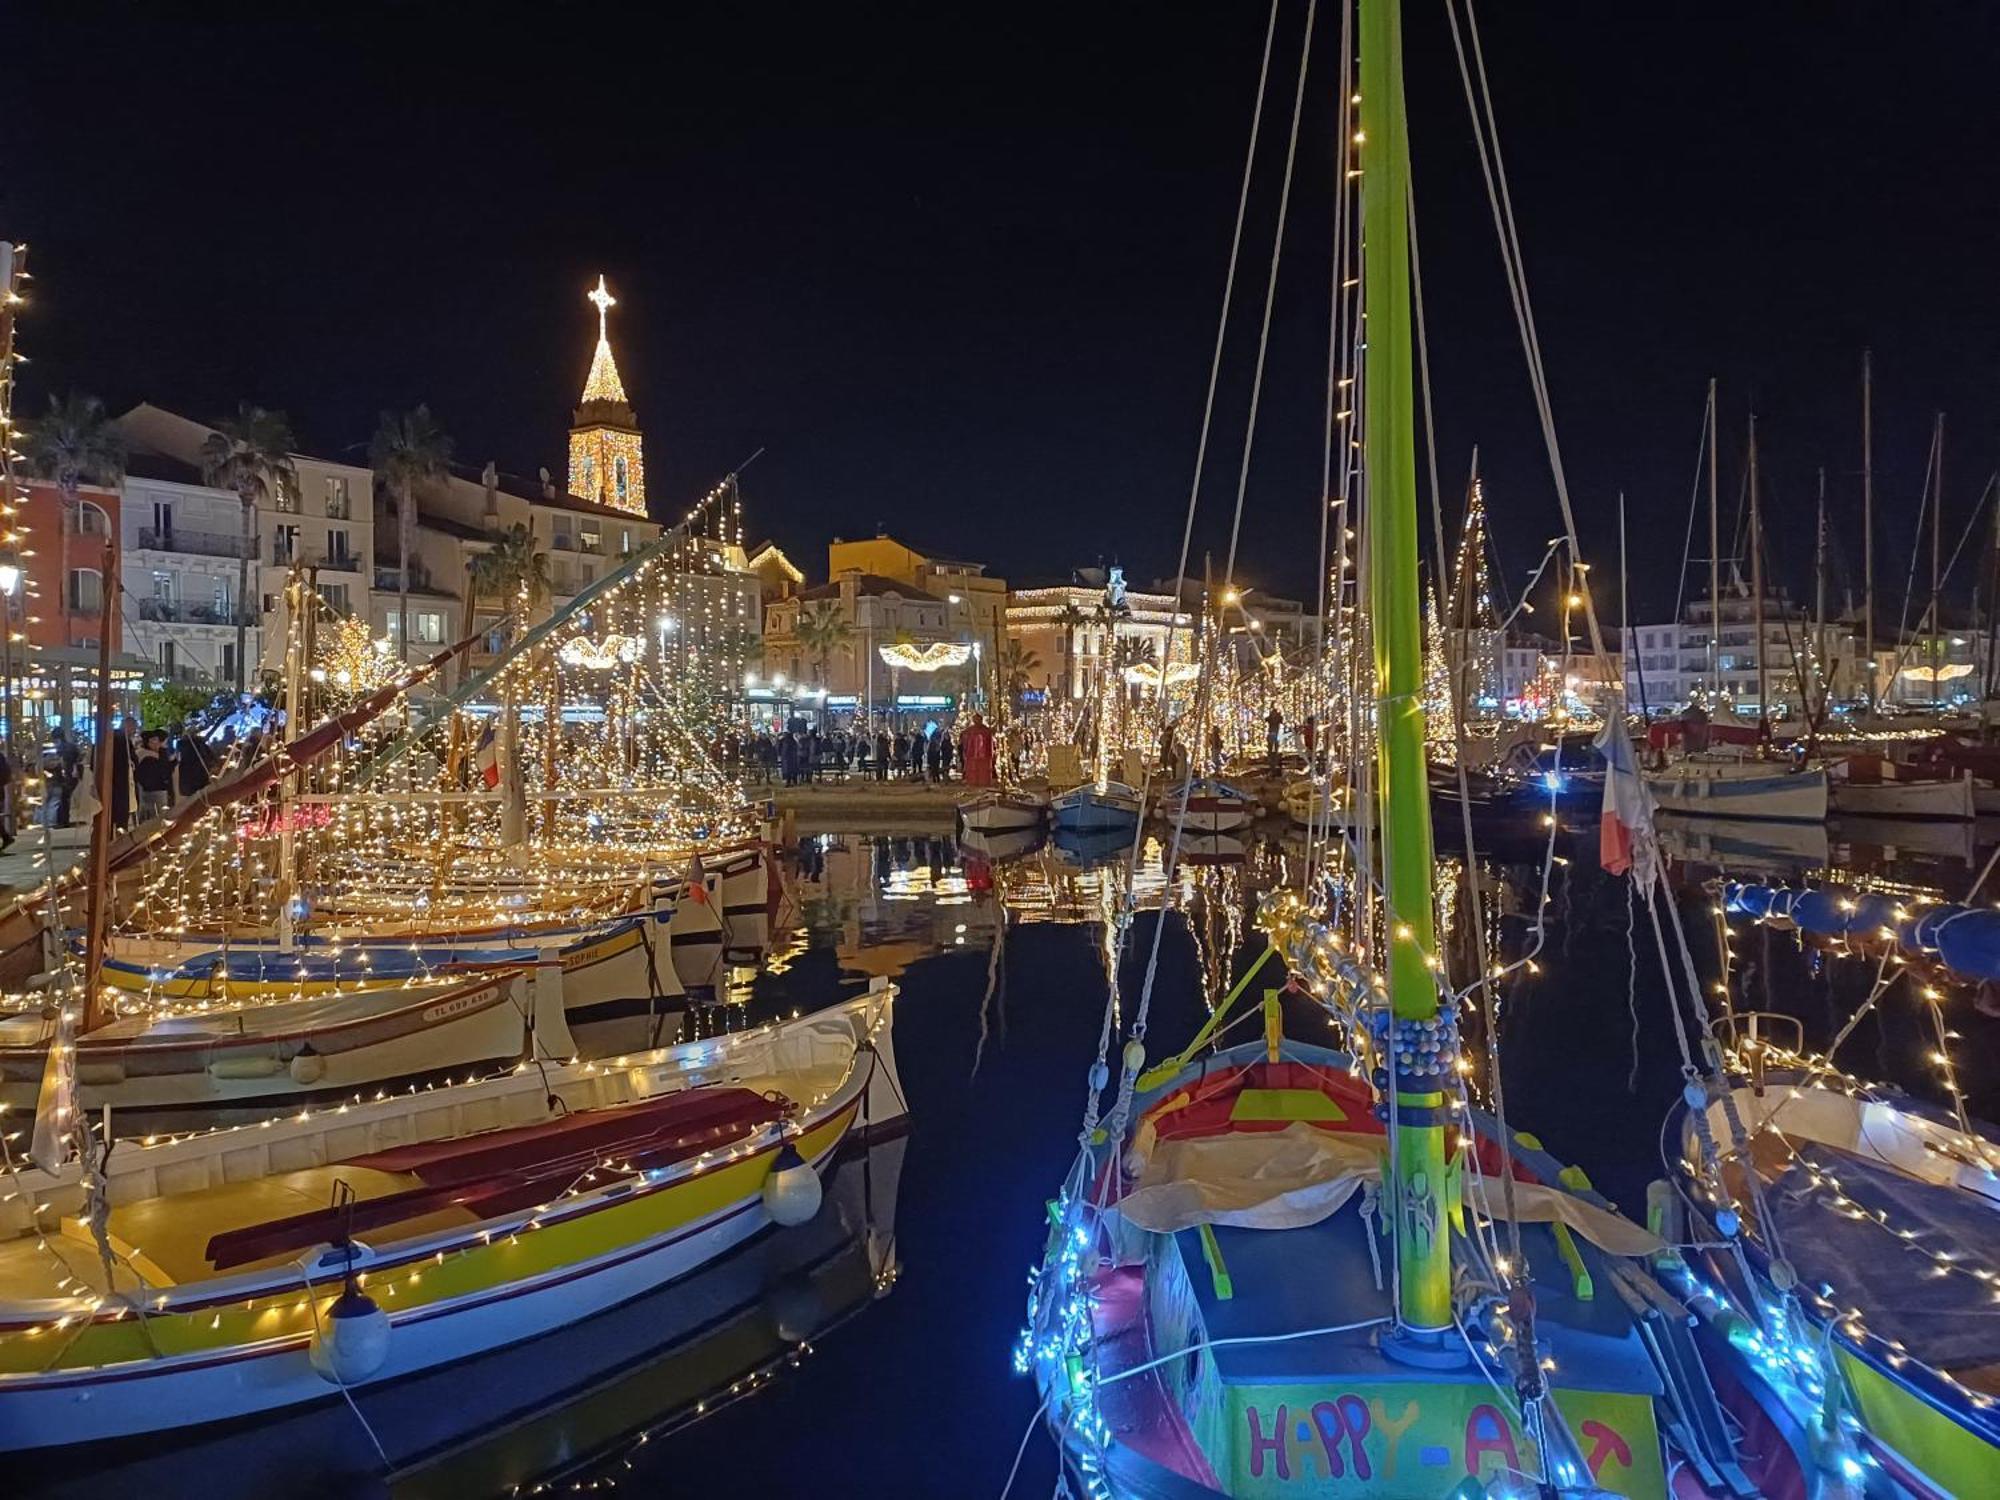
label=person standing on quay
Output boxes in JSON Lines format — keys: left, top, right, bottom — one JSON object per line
{"left": 959, "top": 712, "right": 996, "bottom": 787}
{"left": 1264, "top": 706, "right": 1282, "bottom": 770}
{"left": 874, "top": 724, "right": 890, "bottom": 781}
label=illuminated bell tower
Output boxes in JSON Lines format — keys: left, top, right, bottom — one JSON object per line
{"left": 567, "top": 274, "right": 647, "bottom": 515}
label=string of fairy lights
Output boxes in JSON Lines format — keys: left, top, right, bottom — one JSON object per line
{"left": 1698, "top": 887, "right": 2000, "bottom": 1417}
{"left": 88, "top": 477, "right": 762, "bottom": 1023}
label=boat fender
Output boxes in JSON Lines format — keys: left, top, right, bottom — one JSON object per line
{"left": 208, "top": 1055, "right": 286, "bottom": 1080}
{"left": 289, "top": 1043, "right": 326, "bottom": 1085}
{"left": 1121, "top": 1037, "right": 1145, "bottom": 1075}
{"left": 1681, "top": 1080, "right": 1708, "bottom": 1111}
{"left": 1087, "top": 1060, "right": 1109, "bottom": 1093}
{"left": 309, "top": 1288, "right": 390, "bottom": 1385}
{"left": 1769, "top": 1257, "right": 1798, "bottom": 1292}
{"left": 763, "top": 1143, "right": 822, "bottom": 1227}
{"left": 1714, "top": 1207, "right": 1741, "bottom": 1238}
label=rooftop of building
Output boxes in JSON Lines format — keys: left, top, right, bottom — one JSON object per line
{"left": 441, "top": 461, "right": 659, "bottom": 527}
{"left": 796, "top": 572, "right": 944, "bottom": 604}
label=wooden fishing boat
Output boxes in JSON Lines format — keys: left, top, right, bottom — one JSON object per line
{"left": 109, "top": 900, "right": 704, "bottom": 1016}
{"left": 14, "top": 1138, "right": 903, "bottom": 1497}
{"left": 1664, "top": 1059, "right": 2000, "bottom": 1499}
{"left": 1049, "top": 780, "right": 1143, "bottom": 835}
{"left": 1157, "top": 777, "right": 1257, "bottom": 834}
{"left": 1826, "top": 757, "right": 1975, "bottom": 821}
{"left": 0, "top": 962, "right": 585, "bottom": 1115}
{"left": 955, "top": 788, "right": 1050, "bottom": 837}
{"left": 98, "top": 847, "right": 765, "bottom": 1004}
{"left": 1025, "top": 1016, "right": 1811, "bottom": 1499}
{"left": 1279, "top": 772, "right": 1368, "bottom": 829}
{"left": 1645, "top": 757, "right": 1829, "bottom": 823}
{"left": 0, "top": 984, "right": 902, "bottom": 1450}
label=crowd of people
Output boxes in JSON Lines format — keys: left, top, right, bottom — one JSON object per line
{"left": 731, "top": 716, "right": 998, "bottom": 788}
{"left": 26, "top": 718, "right": 221, "bottom": 843}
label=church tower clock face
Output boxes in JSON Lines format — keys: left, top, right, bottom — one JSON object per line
{"left": 566, "top": 274, "right": 647, "bottom": 516}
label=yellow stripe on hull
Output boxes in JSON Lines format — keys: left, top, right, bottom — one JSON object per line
{"left": 0, "top": 1096, "right": 856, "bottom": 1378}
{"left": 1838, "top": 1346, "right": 1995, "bottom": 1500}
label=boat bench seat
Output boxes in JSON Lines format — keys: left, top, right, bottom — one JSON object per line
{"left": 1175, "top": 1203, "right": 1659, "bottom": 1394}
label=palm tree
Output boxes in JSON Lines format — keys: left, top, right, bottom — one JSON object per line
{"left": 369, "top": 407, "right": 453, "bottom": 664}
{"left": 1055, "top": 602, "right": 1087, "bottom": 695}
{"left": 200, "top": 404, "right": 296, "bottom": 691}
{"left": 791, "top": 600, "right": 853, "bottom": 686}
{"left": 998, "top": 638, "right": 1043, "bottom": 701}
{"left": 23, "top": 394, "right": 126, "bottom": 725}
{"left": 468, "top": 522, "right": 551, "bottom": 651}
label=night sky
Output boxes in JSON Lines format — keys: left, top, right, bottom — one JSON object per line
{"left": 8, "top": 2, "right": 1999, "bottom": 619}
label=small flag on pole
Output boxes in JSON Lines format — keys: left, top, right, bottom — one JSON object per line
{"left": 473, "top": 719, "right": 502, "bottom": 791}
{"left": 1596, "top": 718, "right": 1657, "bottom": 887}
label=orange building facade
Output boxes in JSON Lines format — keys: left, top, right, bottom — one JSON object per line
{"left": 17, "top": 478, "right": 121, "bottom": 654}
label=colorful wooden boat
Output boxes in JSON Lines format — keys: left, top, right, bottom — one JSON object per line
{"left": 0, "top": 961, "right": 587, "bottom": 1115}
{"left": 1826, "top": 759, "right": 1975, "bottom": 822}
{"left": 1665, "top": 1068, "right": 2000, "bottom": 1498}
{"left": 0, "top": 984, "right": 902, "bottom": 1450}
{"left": 1050, "top": 780, "right": 1143, "bottom": 835}
{"left": 12, "top": 1137, "right": 903, "bottom": 1497}
{"left": 1158, "top": 777, "right": 1257, "bottom": 834}
{"left": 1025, "top": 1029, "right": 1811, "bottom": 1498}
{"left": 956, "top": 789, "right": 1050, "bottom": 836}
{"left": 1645, "top": 759, "right": 1829, "bottom": 823}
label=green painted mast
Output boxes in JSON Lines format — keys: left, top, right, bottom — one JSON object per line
{"left": 1361, "top": 0, "right": 1452, "bottom": 1337}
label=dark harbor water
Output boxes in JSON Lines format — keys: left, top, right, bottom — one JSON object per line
{"left": 23, "top": 820, "right": 2000, "bottom": 1498}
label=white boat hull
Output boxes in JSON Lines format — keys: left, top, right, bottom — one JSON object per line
{"left": 1049, "top": 783, "right": 1143, "bottom": 833}
{"left": 956, "top": 792, "right": 1048, "bottom": 835}
{"left": 1828, "top": 774, "right": 1975, "bottom": 821}
{"left": 1645, "top": 765, "right": 1828, "bottom": 822}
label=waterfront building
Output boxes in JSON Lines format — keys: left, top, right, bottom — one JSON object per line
{"left": 114, "top": 402, "right": 376, "bottom": 686}
{"left": 117, "top": 454, "right": 249, "bottom": 685}
{"left": 760, "top": 533, "right": 1007, "bottom": 722}
{"left": 1005, "top": 568, "right": 1195, "bottom": 703}
{"left": 1625, "top": 588, "right": 1841, "bottom": 718}
{"left": 13, "top": 477, "right": 134, "bottom": 732}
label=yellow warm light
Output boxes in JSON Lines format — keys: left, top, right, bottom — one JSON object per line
{"left": 876, "top": 641, "right": 972, "bottom": 673}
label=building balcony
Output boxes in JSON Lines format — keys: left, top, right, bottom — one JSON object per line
{"left": 549, "top": 535, "right": 606, "bottom": 556}
{"left": 137, "top": 599, "right": 255, "bottom": 627}
{"left": 273, "top": 547, "right": 362, "bottom": 573}
{"left": 136, "top": 526, "right": 250, "bottom": 559}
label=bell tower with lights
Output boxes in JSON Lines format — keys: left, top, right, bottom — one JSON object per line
{"left": 567, "top": 275, "right": 647, "bottom": 515}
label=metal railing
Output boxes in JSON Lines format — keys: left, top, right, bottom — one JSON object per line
{"left": 273, "top": 546, "right": 361, "bottom": 572}
{"left": 136, "top": 526, "right": 249, "bottom": 559}
{"left": 136, "top": 599, "right": 255, "bottom": 626}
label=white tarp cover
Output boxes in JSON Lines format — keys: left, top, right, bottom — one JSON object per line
{"left": 1117, "top": 1121, "right": 1664, "bottom": 1257}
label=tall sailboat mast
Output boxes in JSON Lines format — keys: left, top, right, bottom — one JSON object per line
{"left": 1931, "top": 413, "right": 1944, "bottom": 713}
{"left": 1750, "top": 412, "right": 1767, "bottom": 730}
{"left": 1863, "top": 351, "right": 1874, "bottom": 710}
{"left": 1815, "top": 468, "right": 1828, "bottom": 707}
{"left": 1707, "top": 378, "right": 1721, "bottom": 705}
{"left": 1360, "top": 0, "right": 1449, "bottom": 1339}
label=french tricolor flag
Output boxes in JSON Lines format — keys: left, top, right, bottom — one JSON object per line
{"left": 473, "top": 720, "right": 502, "bottom": 791}
{"left": 1596, "top": 716, "right": 1656, "bottom": 885}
